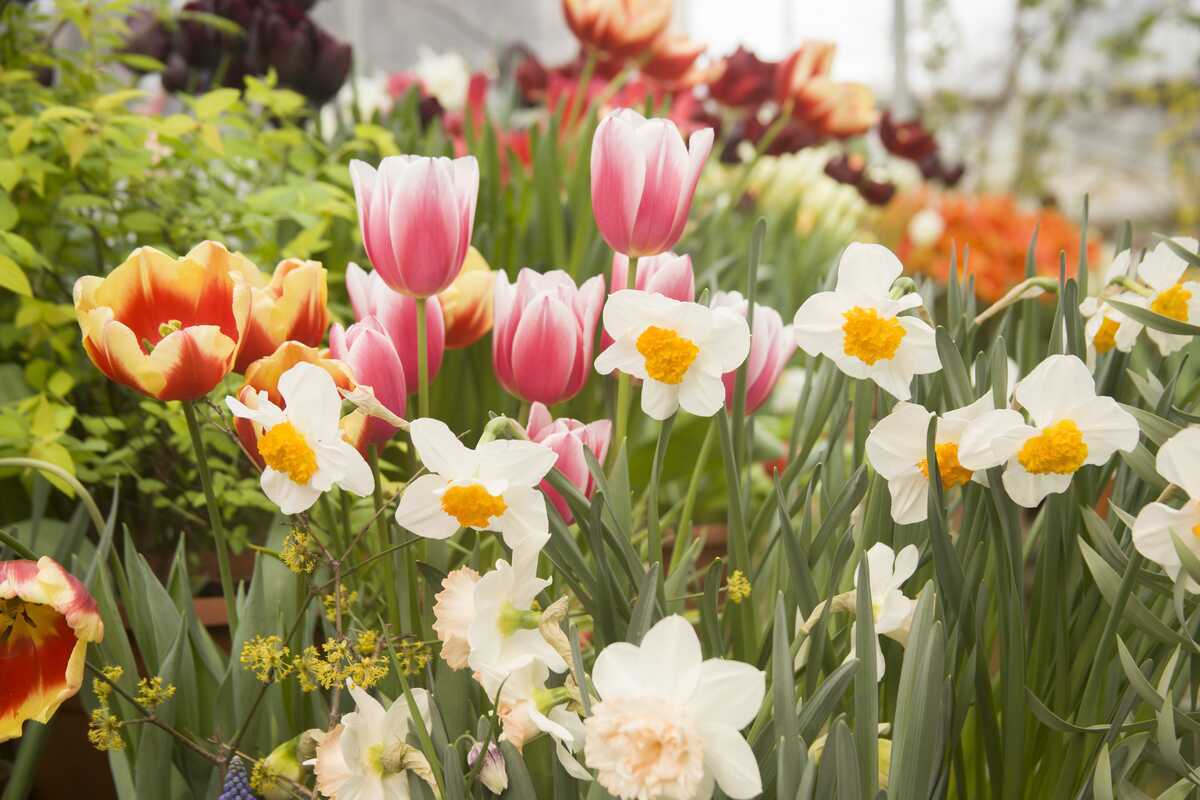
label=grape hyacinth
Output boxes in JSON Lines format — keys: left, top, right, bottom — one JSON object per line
{"left": 218, "top": 757, "right": 258, "bottom": 800}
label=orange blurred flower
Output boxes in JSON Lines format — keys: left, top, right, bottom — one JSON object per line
{"left": 640, "top": 34, "right": 710, "bottom": 87}
{"left": 0, "top": 557, "right": 103, "bottom": 742}
{"left": 775, "top": 42, "right": 878, "bottom": 139}
{"left": 234, "top": 341, "right": 355, "bottom": 466}
{"left": 233, "top": 257, "right": 330, "bottom": 372}
{"left": 897, "top": 192, "right": 1102, "bottom": 304}
{"left": 562, "top": 0, "right": 672, "bottom": 60}
{"left": 438, "top": 247, "right": 494, "bottom": 349}
{"left": 73, "top": 242, "right": 251, "bottom": 402}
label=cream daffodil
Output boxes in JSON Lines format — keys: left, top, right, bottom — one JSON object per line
{"left": 477, "top": 660, "right": 591, "bottom": 780}
{"left": 431, "top": 566, "right": 480, "bottom": 670}
{"left": 594, "top": 289, "right": 751, "bottom": 420}
{"left": 311, "top": 683, "right": 435, "bottom": 800}
{"left": 1135, "top": 237, "right": 1200, "bottom": 356}
{"left": 792, "top": 243, "right": 940, "bottom": 401}
{"left": 848, "top": 543, "right": 918, "bottom": 681}
{"left": 866, "top": 399, "right": 991, "bottom": 524}
{"left": 1132, "top": 428, "right": 1200, "bottom": 591}
{"left": 583, "top": 615, "right": 765, "bottom": 800}
{"left": 226, "top": 362, "right": 374, "bottom": 515}
{"left": 467, "top": 546, "right": 567, "bottom": 675}
{"left": 958, "top": 354, "right": 1139, "bottom": 508}
{"left": 394, "top": 418, "right": 558, "bottom": 552}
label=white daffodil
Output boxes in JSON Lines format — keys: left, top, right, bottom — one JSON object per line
{"left": 477, "top": 660, "right": 591, "bottom": 780}
{"left": 958, "top": 354, "right": 1139, "bottom": 508}
{"left": 1136, "top": 237, "right": 1200, "bottom": 356}
{"left": 468, "top": 546, "right": 567, "bottom": 675}
{"left": 1132, "top": 428, "right": 1200, "bottom": 591}
{"left": 594, "top": 289, "right": 751, "bottom": 420}
{"left": 848, "top": 543, "right": 919, "bottom": 681}
{"left": 394, "top": 418, "right": 558, "bottom": 552}
{"left": 866, "top": 399, "right": 991, "bottom": 525}
{"left": 311, "top": 683, "right": 435, "bottom": 800}
{"left": 1079, "top": 249, "right": 1146, "bottom": 363}
{"left": 226, "top": 363, "right": 373, "bottom": 515}
{"left": 793, "top": 243, "right": 940, "bottom": 401}
{"left": 584, "top": 615, "right": 765, "bottom": 800}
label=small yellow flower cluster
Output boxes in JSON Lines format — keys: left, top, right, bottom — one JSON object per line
{"left": 726, "top": 570, "right": 752, "bottom": 605}
{"left": 355, "top": 629, "right": 379, "bottom": 657}
{"left": 291, "top": 636, "right": 389, "bottom": 691}
{"left": 250, "top": 761, "right": 278, "bottom": 795}
{"left": 280, "top": 528, "right": 318, "bottom": 574}
{"left": 323, "top": 588, "right": 358, "bottom": 622}
{"left": 87, "top": 666, "right": 127, "bottom": 752}
{"left": 241, "top": 635, "right": 295, "bottom": 683}
{"left": 395, "top": 638, "right": 432, "bottom": 677}
{"left": 135, "top": 676, "right": 177, "bottom": 709}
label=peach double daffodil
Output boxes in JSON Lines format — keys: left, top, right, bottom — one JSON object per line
{"left": 74, "top": 242, "right": 252, "bottom": 401}
{"left": 394, "top": 418, "right": 558, "bottom": 552}
{"left": 0, "top": 557, "right": 103, "bottom": 742}
{"left": 958, "top": 354, "right": 1139, "bottom": 507}
{"left": 226, "top": 362, "right": 373, "bottom": 515}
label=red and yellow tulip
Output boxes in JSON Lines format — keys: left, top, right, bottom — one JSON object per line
{"left": 234, "top": 257, "right": 331, "bottom": 372}
{"left": 438, "top": 247, "right": 494, "bottom": 350}
{"left": 73, "top": 242, "right": 252, "bottom": 401}
{"left": 0, "top": 557, "right": 103, "bottom": 742}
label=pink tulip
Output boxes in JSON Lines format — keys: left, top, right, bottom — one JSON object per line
{"left": 525, "top": 402, "right": 611, "bottom": 522}
{"left": 603, "top": 251, "right": 695, "bottom": 350}
{"left": 346, "top": 262, "right": 445, "bottom": 392}
{"left": 492, "top": 269, "right": 605, "bottom": 405}
{"left": 590, "top": 108, "right": 714, "bottom": 257}
{"left": 349, "top": 154, "right": 479, "bottom": 297}
{"left": 712, "top": 292, "right": 796, "bottom": 414}
{"left": 329, "top": 318, "right": 407, "bottom": 448}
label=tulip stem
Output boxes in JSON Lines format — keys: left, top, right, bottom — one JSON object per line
{"left": 415, "top": 297, "right": 431, "bottom": 419}
{"left": 181, "top": 400, "right": 239, "bottom": 634}
{"left": 611, "top": 255, "right": 638, "bottom": 466}
{"left": 369, "top": 446, "right": 402, "bottom": 631}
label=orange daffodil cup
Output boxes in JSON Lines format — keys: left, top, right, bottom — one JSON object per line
{"left": 0, "top": 557, "right": 103, "bottom": 742}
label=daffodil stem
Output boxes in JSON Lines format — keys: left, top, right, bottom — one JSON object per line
{"left": 611, "top": 255, "right": 638, "bottom": 466}
{"left": 415, "top": 296, "right": 430, "bottom": 419}
{"left": 181, "top": 400, "right": 239, "bottom": 634}
{"left": 369, "top": 446, "right": 402, "bottom": 632}
{"left": 669, "top": 420, "right": 716, "bottom": 578}
{"left": 647, "top": 415, "right": 674, "bottom": 586}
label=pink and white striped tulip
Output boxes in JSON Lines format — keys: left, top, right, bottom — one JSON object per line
{"left": 713, "top": 291, "right": 796, "bottom": 414}
{"left": 349, "top": 154, "right": 479, "bottom": 297}
{"left": 346, "top": 262, "right": 445, "bottom": 392}
{"left": 590, "top": 108, "right": 714, "bottom": 257}
{"left": 328, "top": 317, "right": 407, "bottom": 449}
{"left": 493, "top": 269, "right": 606, "bottom": 405}
{"left": 525, "top": 402, "right": 611, "bottom": 523}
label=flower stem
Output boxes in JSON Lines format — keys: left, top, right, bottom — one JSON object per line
{"left": 611, "top": 255, "right": 638, "bottom": 465}
{"left": 369, "top": 445, "right": 402, "bottom": 630}
{"left": 415, "top": 296, "right": 430, "bottom": 419}
{"left": 647, "top": 414, "right": 675, "bottom": 582}
{"left": 181, "top": 400, "right": 238, "bottom": 633}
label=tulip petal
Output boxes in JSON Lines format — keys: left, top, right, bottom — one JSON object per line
{"left": 591, "top": 111, "right": 646, "bottom": 254}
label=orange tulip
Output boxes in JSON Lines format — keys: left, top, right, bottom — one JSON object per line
{"left": 234, "top": 257, "right": 331, "bottom": 372}
{"left": 562, "top": 0, "right": 672, "bottom": 60}
{"left": 775, "top": 42, "right": 878, "bottom": 140}
{"left": 73, "top": 242, "right": 252, "bottom": 401}
{"left": 0, "top": 557, "right": 103, "bottom": 742}
{"left": 438, "top": 247, "right": 494, "bottom": 349}
{"left": 641, "top": 35, "right": 709, "bottom": 86}
{"left": 233, "top": 341, "right": 355, "bottom": 466}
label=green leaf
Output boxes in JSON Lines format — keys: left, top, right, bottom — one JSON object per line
{"left": 1080, "top": 539, "right": 1194, "bottom": 651}
{"left": 853, "top": 556, "right": 878, "bottom": 798}
{"left": 796, "top": 659, "right": 858, "bottom": 743}
{"left": 1119, "top": 403, "right": 1181, "bottom": 447}
{"left": 1109, "top": 298, "right": 1200, "bottom": 336}
{"left": 888, "top": 584, "right": 944, "bottom": 800}
{"left": 8, "top": 117, "right": 34, "bottom": 154}
{"left": 0, "top": 254, "right": 31, "bottom": 296}
{"left": 625, "top": 562, "right": 659, "bottom": 643}
{"left": 191, "top": 88, "right": 241, "bottom": 120}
